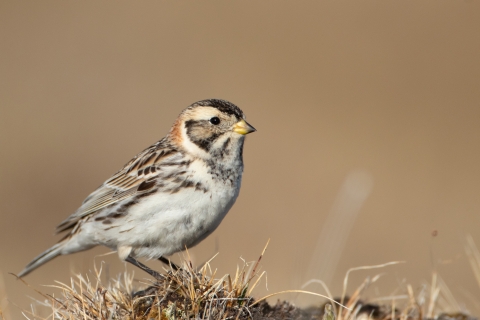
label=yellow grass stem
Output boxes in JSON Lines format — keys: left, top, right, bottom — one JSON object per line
{"left": 250, "top": 290, "right": 351, "bottom": 309}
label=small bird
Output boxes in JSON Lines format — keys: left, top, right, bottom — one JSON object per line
{"left": 19, "top": 99, "right": 256, "bottom": 278}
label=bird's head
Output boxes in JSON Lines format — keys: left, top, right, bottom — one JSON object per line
{"left": 169, "top": 99, "right": 256, "bottom": 160}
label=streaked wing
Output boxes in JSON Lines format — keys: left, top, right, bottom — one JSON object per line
{"left": 55, "top": 139, "right": 181, "bottom": 233}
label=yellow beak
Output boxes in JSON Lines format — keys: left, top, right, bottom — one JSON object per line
{"left": 233, "top": 119, "right": 256, "bottom": 135}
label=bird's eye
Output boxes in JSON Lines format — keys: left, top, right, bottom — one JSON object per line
{"left": 209, "top": 117, "right": 221, "bottom": 125}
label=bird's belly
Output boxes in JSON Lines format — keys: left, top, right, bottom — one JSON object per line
{"left": 116, "top": 182, "right": 240, "bottom": 259}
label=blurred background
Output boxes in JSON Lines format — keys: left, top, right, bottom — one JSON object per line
{"left": 1, "top": 0, "right": 480, "bottom": 318}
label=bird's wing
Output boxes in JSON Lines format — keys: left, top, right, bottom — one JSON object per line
{"left": 55, "top": 140, "right": 182, "bottom": 233}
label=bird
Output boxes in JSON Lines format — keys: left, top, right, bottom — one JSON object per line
{"left": 19, "top": 99, "right": 256, "bottom": 278}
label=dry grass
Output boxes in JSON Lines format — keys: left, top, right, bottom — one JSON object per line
{"left": 9, "top": 237, "right": 480, "bottom": 320}
{"left": 17, "top": 242, "right": 281, "bottom": 320}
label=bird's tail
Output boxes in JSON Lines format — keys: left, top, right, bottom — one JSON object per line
{"left": 18, "top": 242, "right": 65, "bottom": 277}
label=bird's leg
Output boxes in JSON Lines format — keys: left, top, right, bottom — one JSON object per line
{"left": 126, "top": 256, "right": 162, "bottom": 279}
{"left": 158, "top": 256, "right": 180, "bottom": 271}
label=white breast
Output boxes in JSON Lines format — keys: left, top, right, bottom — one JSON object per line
{"left": 98, "top": 158, "right": 242, "bottom": 259}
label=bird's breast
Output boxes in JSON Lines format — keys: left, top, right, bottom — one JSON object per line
{"left": 119, "top": 161, "right": 242, "bottom": 255}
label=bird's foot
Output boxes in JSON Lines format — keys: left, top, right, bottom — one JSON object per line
{"left": 126, "top": 256, "right": 163, "bottom": 279}
{"left": 157, "top": 256, "right": 181, "bottom": 271}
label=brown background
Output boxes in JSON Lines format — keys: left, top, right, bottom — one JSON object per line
{"left": 1, "top": 1, "right": 480, "bottom": 318}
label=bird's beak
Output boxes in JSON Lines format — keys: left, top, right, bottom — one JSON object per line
{"left": 233, "top": 119, "right": 256, "bottom": 135}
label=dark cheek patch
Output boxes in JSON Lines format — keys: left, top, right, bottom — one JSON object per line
{"left": 184, "top": 120, "right": 222, "bottom": 151}
{"left": 194, "top": 139, "right": 210, "bottom": 151}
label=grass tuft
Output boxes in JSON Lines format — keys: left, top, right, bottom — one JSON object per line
{"left": 11, "top": 238, "right": 480, "bottom": 320}
{"left": 19, "top": 241, "right": 304, "bottom": 319}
